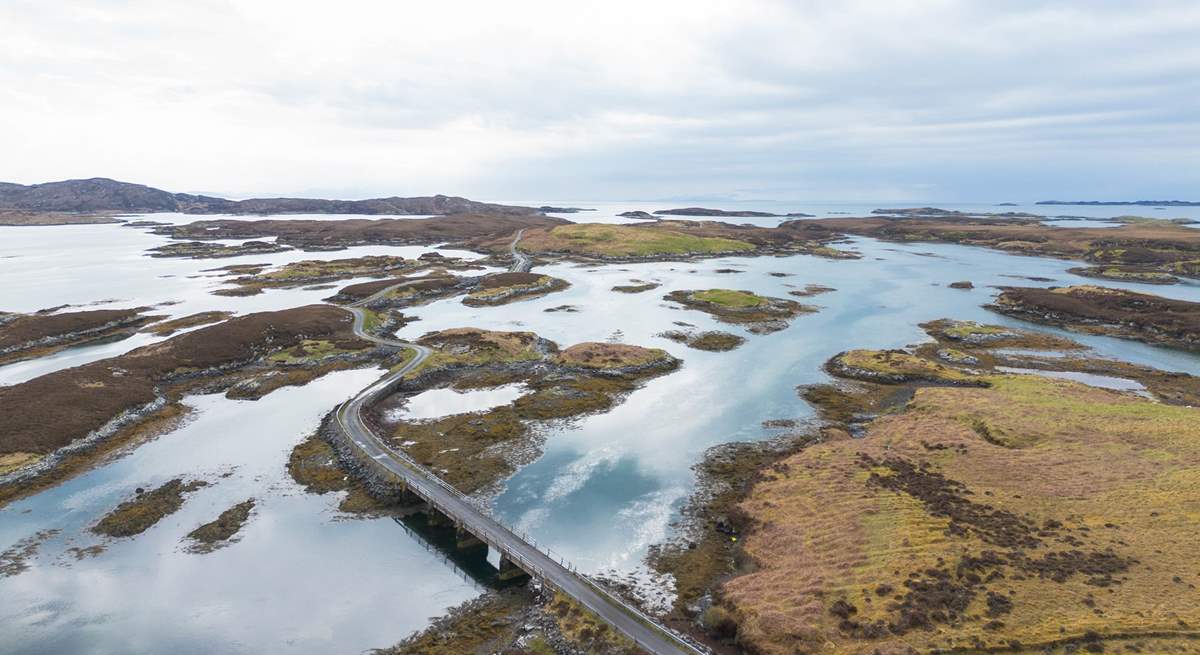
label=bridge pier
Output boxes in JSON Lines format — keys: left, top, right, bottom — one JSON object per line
{"left": 455, "top": 526, "right": 486, "bottom": 552}
{"left": 498, "top": 555, "right": 531, "bottom": 582}
{"left": 401, "top": 491, "right": 425, "bottom": 509}
{"left": 426, "top": 508, "right": 452, "bottom": 528}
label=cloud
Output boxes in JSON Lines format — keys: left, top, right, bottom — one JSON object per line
{"left": 1, "top": 0, "right": 1198, "bottom": 201}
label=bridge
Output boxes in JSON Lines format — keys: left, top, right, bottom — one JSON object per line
{"left": 330, "top": 233, "right": 705, "bottom": 655}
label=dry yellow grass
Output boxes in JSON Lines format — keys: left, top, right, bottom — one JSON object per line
{"left": 0, "top": 452, "right": 41, "bottom": 476}
{"left": 555, "top": 342, "right": 672, "bottom": 370}
{"left": 518, "top": 223, "right": 755, "bottom": 257}
{"left": 724, "top": 374, "right": 1200, "bottom": 654}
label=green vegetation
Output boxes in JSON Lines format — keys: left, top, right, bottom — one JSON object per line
{"left": 537, "top": 223, "right": 755, "bottom": 257}
{"left": 1068, "top": 265, "right": 1180, "bottom": 284}
{"left": 286, "top": 435, "right": 391, "bottom": 514}
{"left": 377, "top": 589, "right": 535, "bottom": 655}
{"left": 267, "top": 339, "right": 353, "bottom": 364}
{"left": 691, "top": 288, "right": 767, "bottom": 307}
{"left": 547, "top": 592, "right": 641, "bottom": 655}
{"left": 830, "top": 348, "right": 986, "bottom": 385}
{"left": 462, "top": 273, "right": 569, "bottom": 306}
{"left": 666, "top": 289, "right": 815, "bottom": 334}
{"left": 408, "top": 329, "right": 546, "bottom": 378}
{"left": 921, "top": 318, "right": 1083, "bottom": 350}
{"left": 256, "top": 255, "right": 411, "bottom": 282}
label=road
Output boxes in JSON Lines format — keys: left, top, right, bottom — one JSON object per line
{"left": 508, "top": 228, "right": 532, "bottom": 272}
{"left": 329, "top": 232, "right": 704, "bottom": 655}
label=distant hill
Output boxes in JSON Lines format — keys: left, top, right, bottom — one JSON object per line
{"left": 0, "top": 178, "right": 540, "bottom": 215}
{"left": 1037, "top": 199, "right": 1200, "bottom": 207}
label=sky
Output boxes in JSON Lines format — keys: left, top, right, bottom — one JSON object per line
{"left": 2, "top": 0, "right": 1198, "bottom": 203}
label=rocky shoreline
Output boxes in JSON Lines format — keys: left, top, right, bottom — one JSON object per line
{"left": 986, "top": 285, "right": 1200, "bottom": 351}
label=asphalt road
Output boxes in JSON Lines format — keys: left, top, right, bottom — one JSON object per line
{"left": 509, "top": 228, "right": 532, "bottom": 272}
{"left": 329, "top": 234, "right": 704, "bottom": 655}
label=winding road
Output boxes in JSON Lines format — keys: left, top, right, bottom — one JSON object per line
{"left": 508, "top": 228, "right": 532, "bottom": 272}
{"left": 330, "top": 232, "right": 703, "bottom": 655}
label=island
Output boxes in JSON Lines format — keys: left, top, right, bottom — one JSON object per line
{"left": 654, "top": 207, "right": 814, "bottom": 218}
{"left": 1038, "top": 199, "right": 1200, "bottom": 206}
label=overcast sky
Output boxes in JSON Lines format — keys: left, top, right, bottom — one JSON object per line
{"left": 2, "top": 1, "right": 1198, "bottom": 202}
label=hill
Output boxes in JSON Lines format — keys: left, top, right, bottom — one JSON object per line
{"left": 0, "top": 177, "right": 540, "bottom": 215}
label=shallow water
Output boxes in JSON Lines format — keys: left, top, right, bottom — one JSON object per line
{"left": 525, "top": 199, "right": 1200, "bottom": 225}
{"left": 0, "top": 369, "right": 482, "bottom": 655}
{"left": 995, "top": 366, "right": 1151, "bottom": 396}
{"left": 387, "top": 383, "right": 528, "bottom": 421}
{"left": 0, "top": 221, "right": 489, "bottom": 385}
{"left": 3, "top": 212, "right": 1200, "bottom": 652}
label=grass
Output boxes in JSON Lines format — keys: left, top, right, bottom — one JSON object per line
{"left": 690, "top": 289, "right": 767, "bottom": 308}
{"left": 658, "top": 329, "right": 746, "bottom": 352}
{"left": 186, "top": 499, "right": 255, "bottom": 552}
{"left": 547, "top": 592, "right": 641, "bottom": 655}
{"left": 555, "top": 342, "right": 674, "bottom": 370}
{"left": 467, "top": 275, "right": 550, "bottom": 299}
{"left": 724, "top": 373, "right": 1200, "bottom": 654}
{"left": 359, "top": 308, "right": 384, "bottom": 334}
{"left": 941, "top": 322, "right": 1010, "bottom": 339}
{"left": 666, "top": 289, "right": 813, "bottom": 334}
{"left": 377, "top": 589, "right": 534, "bottom": 655}
{"left": 612, "top": 281, "right": 660, "bottom": 293}
{"left": 0, "top": 452, "right": 41, "bottom": 476}
{"left": 463, "top": 274, "right": 569, "bottom": 306}
{"left": 1069, "top": 265, "right": 1180, "bottom": 284}
{"left": 535, "top": 223, "right": 755, "bottom": 257}
{"left": 92, "top": 478, "right": 208, "bottom": 538}
{"left": 266, "top": 339, "right": 350, "bottom": 364}
{"left": 407, "top": 328, "right": 545, "bottom": 378}
{"left": 257, "top": 255, "right": 411, "bottom": 281}
{"left": 144, "top": 311, "right": 233, "bottom": 336}
{"left": 832, "top": 349, "right": 985, "bottom": 385}
{"left": 989, "top": 285, "right": 1200, "bottom": 351}
{"left": 286, "top": 434, "right": 391, "bottom": 514}
{"left": 921, "top": 319, "right": 1084, "bottom": 351}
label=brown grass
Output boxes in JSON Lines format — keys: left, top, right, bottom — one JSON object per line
{"left": 555, "top": 342, "right": 673, "bottom": 370}
{"left": 143, "top": 311, "right": 233, "bottom": 336}
{"left": 724, "top": 374, "right": 1200, "bottom": 654}
{"left": 0, "top": 307, "right": 157, "bottom": 362}
{"left": 800, "top": 215, "right": 1200, "bottom": 277}
{"left": 185, "top": 499, "right": 255, "bottom": 551}
{"left": 0, "top": 305, "right": 356, "bottom": 456}
{"left": 161, "top": 213, "right": 568, "bottom": 249}
{"left": 989, "top": 285, "right": 1200, "bottom": 350}
{"left": 92, "top": 478, "right": 208, "bottom": 538}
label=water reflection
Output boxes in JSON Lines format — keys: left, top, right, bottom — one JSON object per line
{"left": 0, "top": 369, "right": 481, "bottom": 655}
{"left": 387, "top": 384, "right": 527, "bottom": 421}
{"left": 5, "top": 212, "right": 1200, "bottom": 651}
